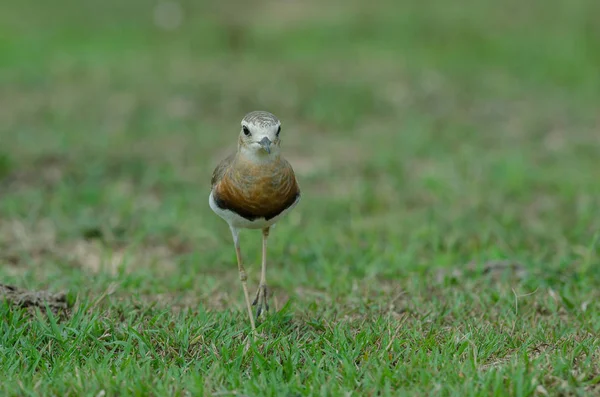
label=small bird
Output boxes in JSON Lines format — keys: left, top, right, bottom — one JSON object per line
{"left": 209, "top": 111, "right": 300, "bottom": 330}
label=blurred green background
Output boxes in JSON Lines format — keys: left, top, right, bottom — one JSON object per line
{"left": 1, "top": 0, "right": 599, "bottom": 395}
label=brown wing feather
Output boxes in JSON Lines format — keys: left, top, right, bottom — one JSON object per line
{"left": 211, "top": 153, "right": 235, "bottom": 189}
{"left": 213, "top": 156, "right": 300, "bottom": 221}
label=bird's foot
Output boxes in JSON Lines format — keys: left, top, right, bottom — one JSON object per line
{"left": 252, "top": 283, "right": 269, "bottom": 320}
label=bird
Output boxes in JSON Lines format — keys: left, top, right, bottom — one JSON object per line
{"left": 209, "top": 111, "right": 300, "bottom": 331}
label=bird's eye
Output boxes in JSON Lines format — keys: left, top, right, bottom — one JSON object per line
{"left": 243, "top": 126, "right": 251, "bottom": 136}
{"left": 276, "top": 125, "right": 281, "bottom": 136}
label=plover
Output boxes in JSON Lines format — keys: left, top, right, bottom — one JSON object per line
{"left": 209, "top": 111, "right": 300, "bottom": 330}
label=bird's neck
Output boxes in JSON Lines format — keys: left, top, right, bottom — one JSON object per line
{"left": 236, "top": 148, "right": 280, "bottom": 165}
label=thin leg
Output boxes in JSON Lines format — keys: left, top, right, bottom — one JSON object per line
{"left": 253, "top": 227, "right": 270, "bottom": 319}
{"left": 230, "top": 226, "right": 256, "bottom": 331}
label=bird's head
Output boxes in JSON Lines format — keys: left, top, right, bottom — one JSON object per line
{"left": 238, "top": 111, "right": 282, "bottom": 160}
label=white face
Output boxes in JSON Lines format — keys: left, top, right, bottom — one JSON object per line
{"left": 238, "top": 120, "right": 282, "bottom": 159}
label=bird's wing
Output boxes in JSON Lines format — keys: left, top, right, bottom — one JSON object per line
{"left": 211, "top": 152, "right": 236, "bottom": 189}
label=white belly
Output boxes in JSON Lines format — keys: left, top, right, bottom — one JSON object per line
{"left": 209, "top": 191, "right": 300, "bottom": 230}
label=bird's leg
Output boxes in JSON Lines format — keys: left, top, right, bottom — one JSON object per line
{"left": 230, "top": 226, "right": 256, "bottom": 331}
{"left": 253, "top": 227, "right": 270, "bottom": 319}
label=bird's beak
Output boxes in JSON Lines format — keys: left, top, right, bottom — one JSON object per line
{"left": 259, "top": 137, "right": 272, "bottom": 154}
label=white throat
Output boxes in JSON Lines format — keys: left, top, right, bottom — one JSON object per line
{"left": 239, "top": 145, "right": 279, "bottom": 164}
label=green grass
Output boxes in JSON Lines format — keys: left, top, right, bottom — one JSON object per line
{"left": 1, "top": 0, "right": 599, "bottom": 395}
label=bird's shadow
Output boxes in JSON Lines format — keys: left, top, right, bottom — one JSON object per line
{"left": 252, "top": 298, "right": 317, "bottom": 338}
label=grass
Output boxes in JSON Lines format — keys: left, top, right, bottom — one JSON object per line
{"left": 1, "top": 0, "right": 599, "bottom": 395}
